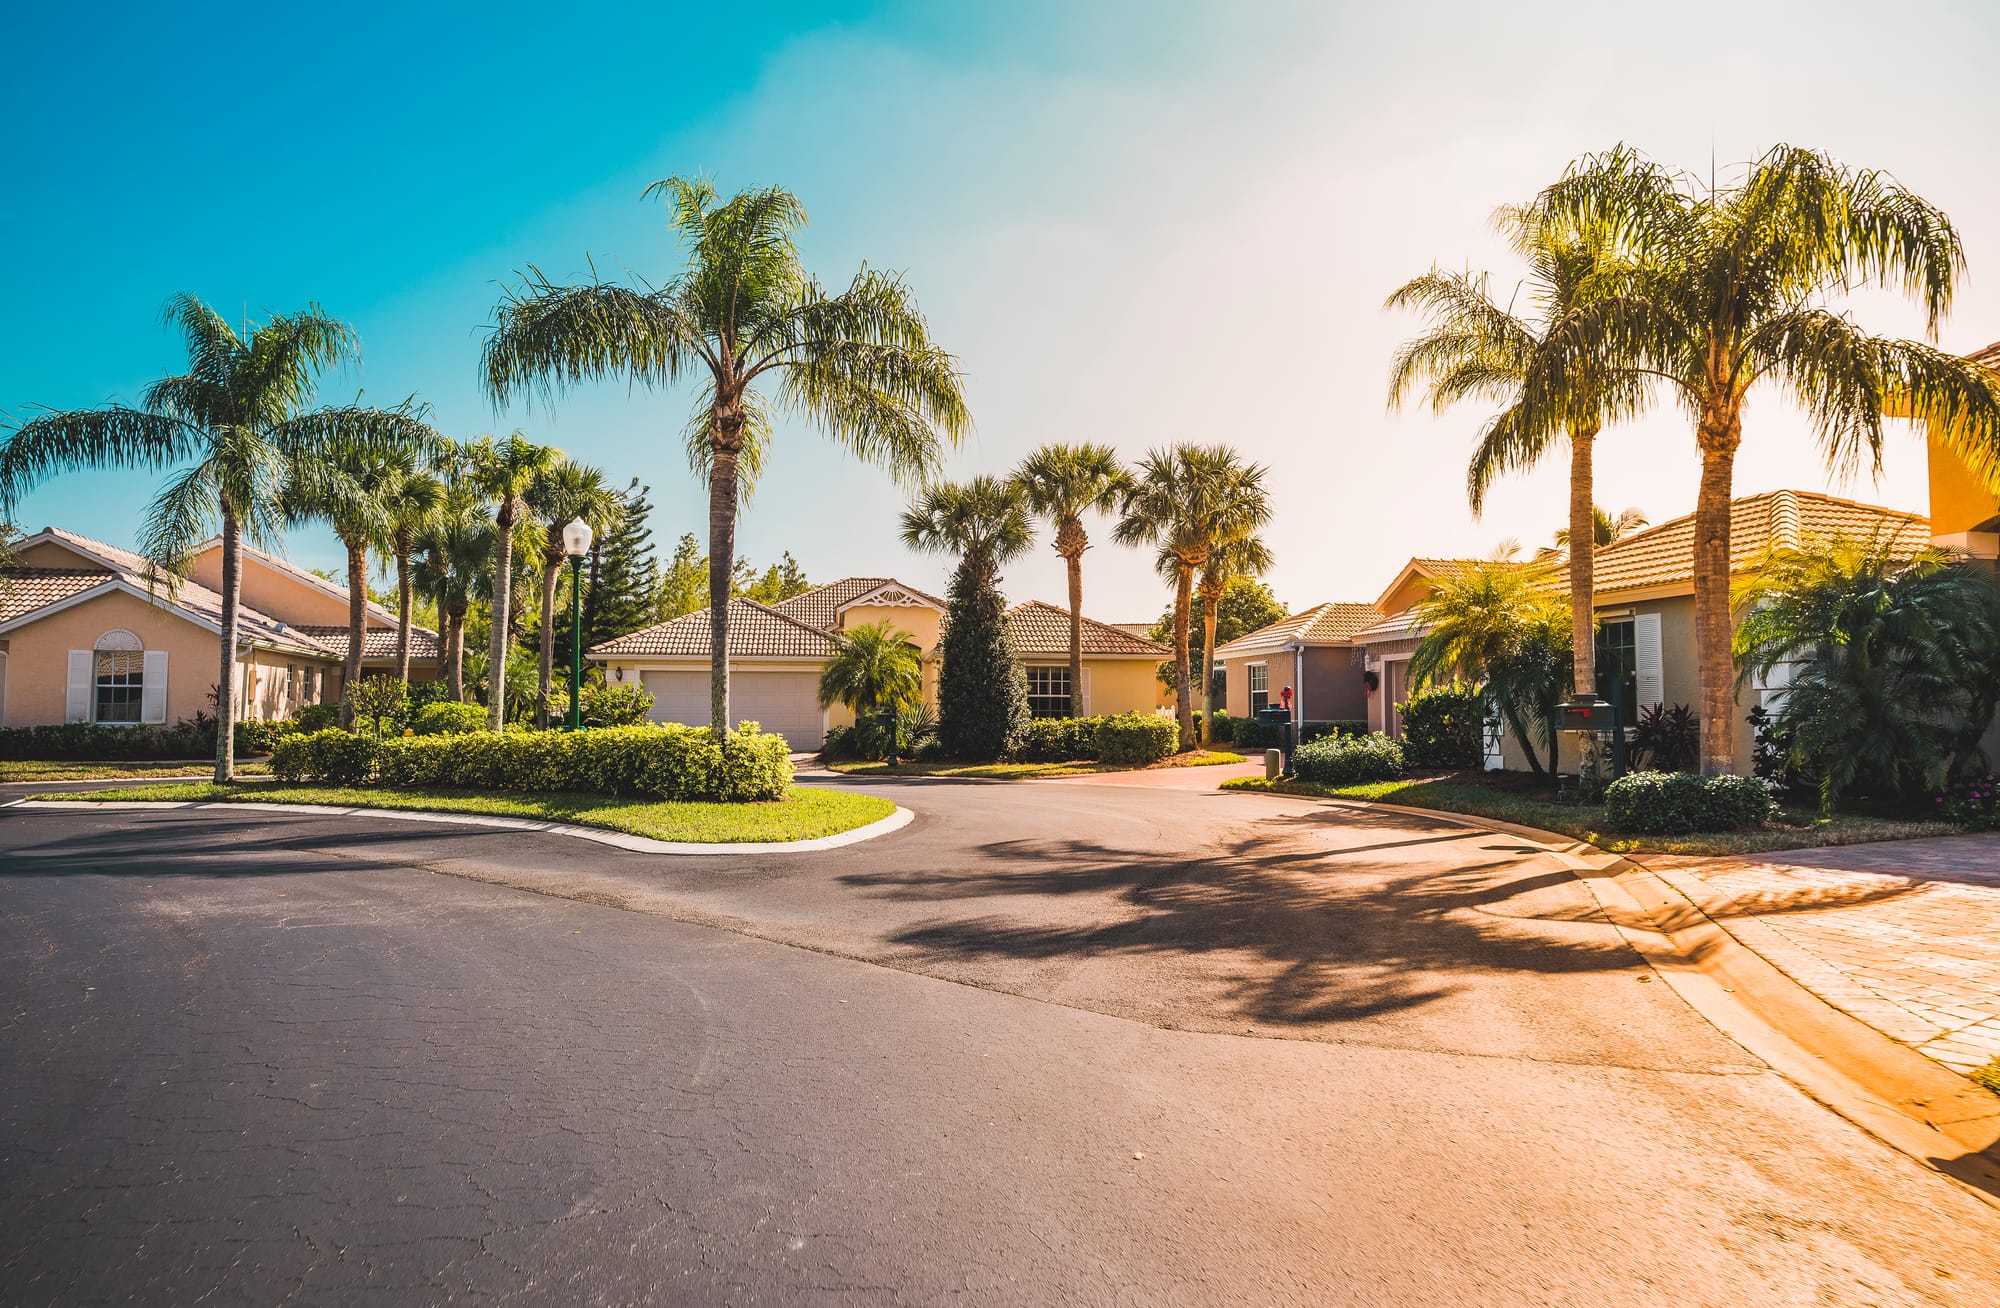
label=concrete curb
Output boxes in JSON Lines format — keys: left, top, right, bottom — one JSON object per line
{"left": 5, "top": 797, "right": 916, "bottom": 856}
{"left": 1224, "top": 786, "right": 2000, "bottom": 1207}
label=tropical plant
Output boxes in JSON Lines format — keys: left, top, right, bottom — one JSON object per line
{"left": 1631, "top": 702, "right": 1699, "bottom": 772}
{"left": 818, "top": 620, "right": 922, "bottom": 720}
{"left": 1114, "top": 445, "right": 1271, "bottom": 751}
{"left": 481, "top": 177, "right": 971, "bottom": 735}
{"left": 1194, "top": 532, "right": 1273, "bottom": 736}
{"left": 1554, "top": 504, "right": 1648, "bottom": 548}
{"left": 1732, "top": 539, "right": 2000, "bottom": 810}
{"left": 1012, "top": 442, "right": 1130, "bottom": 724}
{"left": 1149, "top": 575, "right": 1287, "bottom": 695}
{"left": 379, "top": 461, "right": 446, "bottom": 685}
{"left": 468, "top": 432, "right": 561, "bottom": 730}
{"left": 343, "top": 674, "right": 410, "bottom": 738}
{"left": 1521, "top": 144, "right": 2000, "bottom": 772}
{"left": 1398, "top": 685, "right": 1485, "bottom": 769}
{"left": 1407, "top": 557, "right": 1573, "bottom": 778}
{"left": 0, "top": 294, "right": 435, "bottom": 781}
{"left": 526, "top": 456, "right": 623, "bottom": 725}
{"left": 413, "top": 471, "right": 494, "bottom": 702}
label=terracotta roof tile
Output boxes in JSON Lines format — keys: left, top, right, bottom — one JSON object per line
{"left": 0, "top": 567, "right": 116, "bottom": 623}
{"left": 1592, "top": 490, "right": 1930, "bottom": 595}
{"left": 1214, "top": 601, "right": 1381, "bottom": 656}
{"left": 589, "top": 597, "right": 837, "bottom": 659}
{"left": 1967, "top": 340, "right": 2000, "bottom": 370}
{"left": 771, "top": 577, "right": 946, "bottom": 629}
{"left": 1004, "top": 601, "right": 1169, "bottom": 657}
{"left": 294, "top": 625, "right": 441, "bottom": 662}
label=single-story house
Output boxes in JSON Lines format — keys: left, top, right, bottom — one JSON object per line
{"left": 0, "top": 527, "right": 439, "bottom": 728}
{"left": 586, "top": 577, "right": 1172, "bottom": 748}
{"left": 1212, "top": 601, "right": 1379, "bottom": 725}
{"left": 1350, "top": 557, "right": 1512, "bottom": 741}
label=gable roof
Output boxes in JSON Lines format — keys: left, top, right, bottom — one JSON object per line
{"left": 1003, "top": 601, "right": 1171, "bottom": 658}
{"left": 588, "top": 597, "right": 838, "bottom": 660}
{"left": 293, "top": 625, "right": 441, "bottom": 663}
{"left": 1212, "top": 602, "right": 1382, "bottom": 658}
{"left": 1966, "top": 341, "right": 2000, "bottom": 370}
{"left": 1592, "top": 490, "right": 1930, "bottom": 597}
{"left": 192, "top": 535, "right": 400, "bottom": 627}
{"left": 1370, "top": 555, "right": 1538, "bottom": 615}
{"left": 771, "top": 576, "right": 946, "bottom": 629}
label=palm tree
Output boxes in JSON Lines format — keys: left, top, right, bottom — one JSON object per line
{"left": 481, "top": 178, "right": 971, "bottom": 737}
{"left": 468, "top": 432, "right": 561, "bottom": 729}
{"left": 1388, "top": 199, "right": 1647, "bottom": 710}
{"left": 818, "top": 620, "right": 922, "bottom": 719}
{"left": 1113, "top": 445, "right": 1272, "bottom": 751}
{"left": 1522, "top": 144, "right": 2000, "bottom": 773}
{"left": 1554, "top": 505, "right": 1648, "bottom": 548}
{"left": 1013, "top": 443, "right": 1129, "bottom": 720}
{"left": 1195, "top": 532, "right": 1273, "bottom": 732}
{"left": 898, "top": 474, "right": 1035, "bottom": 583}
{"left": 379, "top": 461, "right": 446, "bottom": 685}
{"left": 525, "top": 457, "right": 623, "bottom": 725}
{"left": 414, "top": 479, "right": 492, "bottom": 703}
{"left": 0, "top": 294, "right": 433, "bottom": 781}
{"left": 1407, "top": 558, "right": 1573, "bottom": 778}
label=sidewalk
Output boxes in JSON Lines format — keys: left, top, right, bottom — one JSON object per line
{"left": 1643, "top": 834, "right": 2000, "bottom": 1076}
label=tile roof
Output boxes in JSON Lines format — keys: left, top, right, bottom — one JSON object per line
{"left": 0, "top": 567, "right": 117, "bottom": 623}
{"left": 771, "top": 577, "right": 946, "bottom": 629}
{"left": 1004, "top": 601, "right": 1170, "bottom": 657}
{"left": 1967, "top": 341, "right": 2000, "bottom": 370}
{"left": 1592, "top": 490, "right": 1930, "bottom": 595}
{"left": 1214, "top": 601, "right": 1382, "bottom": 656}
{"left": 589, "top": 598, "right": 838, "bottom": 659}
{"left": 293, "top": 625, "right": 441, "bottom": 663}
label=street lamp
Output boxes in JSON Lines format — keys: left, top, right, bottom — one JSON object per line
{"left": 562, "top": 518, "right": 594, "bottom": 731}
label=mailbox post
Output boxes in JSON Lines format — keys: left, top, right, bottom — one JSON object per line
{"left": 1557, "top": 693, "right": 1627, "bottom": 780}
{"left": 876, "top": 707, "right": 900, "bottom": 767}
{"left": 1257, "top": 706, "right": 1295, "bottom": 778}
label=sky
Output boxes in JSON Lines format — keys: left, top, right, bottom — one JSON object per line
{"left": 5, "top": 0, "right": 1998, "bottom": 622}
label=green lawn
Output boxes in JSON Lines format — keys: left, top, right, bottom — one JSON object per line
{"left": 1221, "top": 775, "right": 1955, "bottom": 856}
{"left": 826, "top": 750, "right": 1246, "bottom": 780}
{"left": 42, "top": 782, "right": 896, "bottom": 844}
{"left": 0, "top": 760, "right": 271, "bottom": 782}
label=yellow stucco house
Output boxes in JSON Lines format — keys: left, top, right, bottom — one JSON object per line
{"left": 587, "top": 576, "right": 1171, "bottom": 748}
{"left": 0, "top": 527, "right": 438, "bottom": 728}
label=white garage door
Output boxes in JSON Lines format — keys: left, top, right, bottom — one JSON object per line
{"left": 640, "top": 670, "right": 824, "bottom": 749}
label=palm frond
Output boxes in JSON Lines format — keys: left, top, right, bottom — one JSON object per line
{"left": 0, "top": 407, "right": 205, "bottom": 507}
{"left": 482, "top": 272, "right": 707, "bottom": 409}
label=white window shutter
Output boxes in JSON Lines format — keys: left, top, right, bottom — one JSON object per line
{"left": 1078, "top": 667, "right": 1091, "bottom": 715}
{"left": 141, "top": 650, "right": 169, "bottom": 723}
{"left": 66, "top": 651, "right": 93, "bottom": 722}
{"left": 1634, "top": 612, "right": 1664, "bottom": 709}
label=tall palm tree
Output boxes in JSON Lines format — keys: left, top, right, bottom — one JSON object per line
{"left": 818, "top": 620, "right": 923, "bottom": 719}
{"left": 1554, "top": 504, "right": 1648, "bottom": 548}
{"left": 1195, "top": 532, "right": 1273, "bottom": 732}
{"left": 481, "top": 177, "right": 971, "bottom": 737}
{"left": 1013, "top": 443, "right": 1129, "bottom": 719}
{"left": 379, "top": 460, "right": 446, "bottom": 685}
{"left": 468, "top": 432, "right": 561, "bottom": 729}
{"left": 414, "top": 478, "right": 492, "bottom": 703}
{"left": 0, "top": 294, "right": 432, "bottom": 781}
{"left": 1388, "top": 199, "right": 1647, "bottom": 709}
{"left": 1114, "top": 445, "right": 1271, "bottom": 751}
{"left": 525, "top": 457, "right": 623, "bottom": 725}
{"left": 1523, "top": 144, "right": 2000, "bottom": 773}
{"left": 898, "top": 474, "right": 1035, "bottom": 583}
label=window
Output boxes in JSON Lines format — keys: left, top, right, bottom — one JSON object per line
{"left": 1595, "top": 619, "right": 1639, "bottom": 724}
{"left": 93, "top": 630, "right": 145, "bottom": 724}
{"left": 1248, "top": 663, "right": 1269, "bottom": 714}
{"left": 1025, "top": 665, "right": 1072, "bottom": 718}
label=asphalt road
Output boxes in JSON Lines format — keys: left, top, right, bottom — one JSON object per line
{"left": 4, "top": 776, "right": 1998, "bottom": 1305}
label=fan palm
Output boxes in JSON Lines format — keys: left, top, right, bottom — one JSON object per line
{"left": 818, "top": 620, "right": 922, "bottom": 718}
{"left": 1194, "top": 532, "right": 1273, "bottom": 734}
{"left": 1388, "top": 198, "right": 1648, "bottom": 706}
{"left": 482, "top": 178, "right": 971, "bottom": 736}
{"left": 525, "top": 457, "right": 624, "bottom": 725}
{"left": 0, "top": 294, "right": 434, "bottom": 780}
{"left": 1553, "top": 504, "right": 1648, "bottom": 548}
{"left": 1521, "top": 144, "right": 2000, "bottom": 773}
{"left": 1408, "top": 558, "right": 1573, "bottom": 778}
{"left": 379, "top": 461, "right": 446, "bottom": 685}
{"left": 468, "top": 432, "right": 561, "bottom": 729}
{"left": 898, "top": 474, "right": 1034, "bottom": 583}
{"left": 1114, "top": 445, "right": 1272, "bottom": 751}
{"left": 1013, "top": 443, "right": 1129, "bottom": 720}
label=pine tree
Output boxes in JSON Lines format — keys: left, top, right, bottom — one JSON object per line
{"left": 654, "top": 532, "right": 707, "bottom": 621}
{"left": 936, "top": 557, "right": 1029, "bottom": 760}
{"left": 582, "top": 478, "right": 658, "bottom": 647}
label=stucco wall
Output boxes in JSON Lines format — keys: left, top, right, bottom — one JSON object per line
{"left": 189, "top": 546, "right": 391, "bottom": 630}
{"left": 1076, "top": 658, "right": 1160, "bottom": 717}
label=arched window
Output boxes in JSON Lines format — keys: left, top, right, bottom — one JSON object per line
{"left": 93, "top": 630, "right": 145, "bottom": 724}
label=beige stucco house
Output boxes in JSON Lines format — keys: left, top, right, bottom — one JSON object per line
{"left": 587, "top": 577, "right": 1171, "bottom": 748}
{"left": 1212, "top": 602, "right": 1379, "bottom": 726}
{"left": 0, "top": 527, "right": 438, "bottom": 728}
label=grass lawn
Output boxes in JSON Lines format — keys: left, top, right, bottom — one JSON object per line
{"left": 41, "top": 782, "right": 896, "bottom": 844}
{"left": 0, "top": 760, "right": 271, "bottom": 782}
{"left": 1221, "top": 773, "right": 1956, "bottom": 857}
{"left": 826, "top": 750, "right": 1246, "bottom": 780}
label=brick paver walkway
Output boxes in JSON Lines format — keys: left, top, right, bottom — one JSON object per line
{"left": 1647, "top": 834, "right": 2000, "bottom": 1074}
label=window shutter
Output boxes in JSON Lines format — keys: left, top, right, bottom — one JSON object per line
{"left": 66, "top": 651, "right": 93, "bottom": 722}
{"left": 1634, "top": 612, "right": 1664, "bottom": 709}
{"left": 141, "top": 650, "right": 170, "bottom": 723}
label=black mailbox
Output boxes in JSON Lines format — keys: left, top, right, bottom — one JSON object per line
{"left": 1255, "top": 707, "right": 1291, "bottom": 725}
{"left": 1558, "top": 699, "right": 1616, "bottom": 732}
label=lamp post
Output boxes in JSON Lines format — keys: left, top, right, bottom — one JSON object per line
{"left": 562, "top": 518, "right": 594, "bottom": 731}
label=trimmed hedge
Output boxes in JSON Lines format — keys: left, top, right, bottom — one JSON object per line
{"left": 1603, "top": 770, "right": 1774, "bottom": 834}
{"left": 411, "top": 701, "right": 489, "bottom": 736}
{"left": 1213, "top": 714, "right": 1365, "bottom": 750}
{"left": 1016, "top": 716, "right": 1107, "bottom": 762}
{"left": 271, "top": 724, "right": 793, "bottom": 801}
{"left": 0, "top": 718, "right": 289, "bottom": 761}
{"left": 1291, "top": 732, "right": 1406, "bottom": 785}
{"left": 1094, "top": 714, "right": 1179, "bottom": 766}
{"left": 1399, "top": 686, "right": 1484, "bottom": 768}
{"left": 292, "top": 703, "right": 340, "bottom": 733}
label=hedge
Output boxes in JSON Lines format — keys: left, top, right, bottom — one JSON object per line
{"left": 1291, "top": 732, "right": 1406, "bottom": 785}
{"left": 1016, "top": 716, "right": 1108, "bottom": 762}
{"left": 1398, "top": 686, "right": 1484, "bottom": 768}
{"left": 1212, "top": 714, "right": 1365, "bottom": 750}
{"left": 0, "top": 718, "right": 291, "bottom": 761}
{"left": 271, "top": 724, "right": 793, "bottom": 801}
{"left": 411, "top": 701, "right": 489, "bottom": 736}
{"left": 1094, "top": 714, "right": 1179, "bottom": 766}
{"left": 1603, "top": 770, "right": 1773, "bottom": 834}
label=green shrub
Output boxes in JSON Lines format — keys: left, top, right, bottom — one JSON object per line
{"left": 343, "top": 676, "right": 411, "bottom": 736}
{"left": 0, "top": 718, "right": 214, "bottom": 761}
{"left": 291, "top": 703, "right": 340, "bottom": 733}
{"left": 1399, "top": 686, "right": 1484, "bottom": 768}
{"left": 271, "top": 728, "right": 377, "bottom": 785}
{"left": 1292, "top": 732, "right": 1406, "bottom": 785}
{"left": 1094, "top": 713, "right": 1178, "bottom": 766}
{"left": 1208, "top": 712, "right": 1241, "bottom": 745}
{"left": 1300, "top": 720, "right": 1367, "bottom": 744}
{"left": 1936, "top": 774, "right": 2000, "bottom": 831}
{"left": 1016, "top": 716, "right": 1105, "bottom": 762}
{"left": 1603, "top": 770, "right": 1774, "bottom": 834}
{"left": 936, "top": 556, "right": 1029, "bottom": 760}
{"left": 234, "top": 718, "right": 295, "bottom": 755}
{"left": 411, "top": 701, "right": 489, "bottom": 736}
{"left": 583, "top": 683, "right": 654, "bottom": 727}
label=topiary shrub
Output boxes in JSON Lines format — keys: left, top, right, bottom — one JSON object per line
{"left": 1094, "top": 714, "right": 1178, "bottom": 766}
{"left": 272, "top": 728, "right": 378, "bottom": 785}
{"left": 1398, "top": 686, "right": 1484, "bottom": 768}
{"left": 410, "top": 701, "right": 489, "bottom": 736}
{"left": 1291, "top": 732, "right": 1406, "bottom": 785}
{"left": 936, "top": 556, "right": 1029, "bottom": 760}
{"left": 1016, "top": 717, "right": 1104, "bottom": 762}
{"left": 1603, "top": 770, "right": 1774, "bottom": 834}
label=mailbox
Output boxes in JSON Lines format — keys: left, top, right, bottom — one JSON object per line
{"left": 1558, "top": 698, "right": 1617, "bottom": 732}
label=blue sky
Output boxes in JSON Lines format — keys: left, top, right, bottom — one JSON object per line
{"left": 6, "top": 0, "right": 1998, "bottom": 619}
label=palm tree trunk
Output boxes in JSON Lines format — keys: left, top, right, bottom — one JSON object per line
{"left": 1567, "top": 425, "right": 1597, "bottom": 697}
{"left": 214, "top": 506, "right": 242, "bottom": 784}
{"left": 488, "top": 505, "right": 515, "bottom": 730}
{"left": 1064, "top": 549, "right": 1084, "bottom": 720}
{"left": 1693, "top": 414, "right": 1742, "bottom": 775}
{"left": 537, "top": 553, "right": 560, "bottom": 727}
{"left": 1172, "top": 563, "right": 1195, "bottom": 753}
{"left": 341, "top": 536, "right": 367, "bottom": 729}
{"left": 394, "top": 532, "right": 414, "bottom": 686}
{"left": 1200, "top": 579, "right": 1220, "bottom": 745}
{"left": 446, "top": 603, "right": 466, "bottom": 701}
{"left": 707, "top": 442, "right": 742, "bottom": 737}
